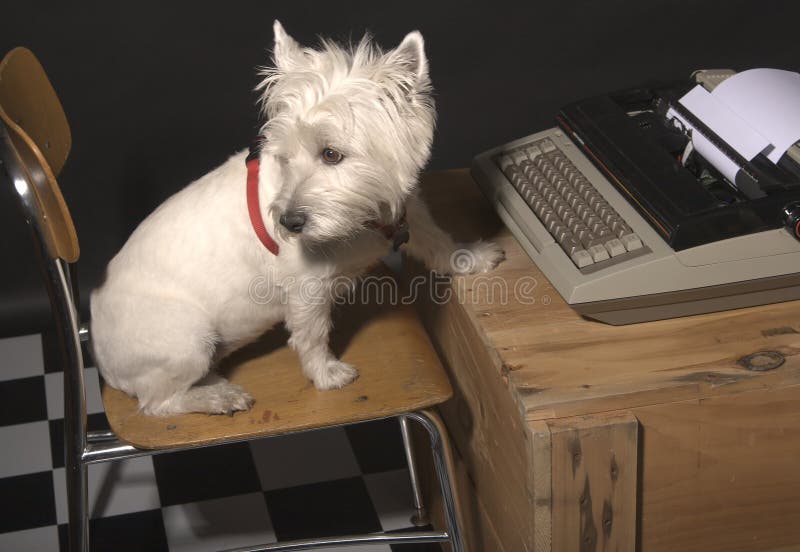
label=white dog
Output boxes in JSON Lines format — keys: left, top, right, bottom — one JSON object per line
{"left": 90, "top": 21, "right": 504, "bottom": 416}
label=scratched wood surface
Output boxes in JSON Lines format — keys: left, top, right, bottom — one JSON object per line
{"left": 418, "top": 169, "right": 800, "bottom": 423}
{"left": 101, "top": 268, "right": 452, "bottom": 449}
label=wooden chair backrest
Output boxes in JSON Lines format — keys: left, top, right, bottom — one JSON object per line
{"left": 0, "top": 47, "right": 78, "bottom": 262}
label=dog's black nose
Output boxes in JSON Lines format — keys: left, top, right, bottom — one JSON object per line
{"left": 279, "top": 211, "right": 307, "bottom": 233}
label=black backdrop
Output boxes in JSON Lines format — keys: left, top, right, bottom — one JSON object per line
{"left": 1, "top": 1, "right": 798, "bottom": 335}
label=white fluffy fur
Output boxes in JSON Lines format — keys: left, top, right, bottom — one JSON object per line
{"left": 90, "top": 21, "right": 504, "bottom": 416}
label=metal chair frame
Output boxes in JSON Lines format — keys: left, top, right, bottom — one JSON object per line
{"left": 0, "top": 107, "right": 464, "bottom": 551}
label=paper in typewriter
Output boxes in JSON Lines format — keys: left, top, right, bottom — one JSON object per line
{"left": 680, "top": 68, "right": 800, "bottom": 164}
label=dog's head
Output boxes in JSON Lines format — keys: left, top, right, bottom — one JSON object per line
{"left": 258, "top": 21, "right": 435, "bottom": 243}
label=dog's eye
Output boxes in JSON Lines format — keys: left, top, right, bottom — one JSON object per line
{"left": 321, "top": 148, "right": 344, "bottom": 165}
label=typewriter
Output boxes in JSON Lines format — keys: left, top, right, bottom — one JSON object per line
{"left": 472, "top": 69, "right": 800, "bottom": 324}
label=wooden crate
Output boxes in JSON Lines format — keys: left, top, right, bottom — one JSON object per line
{"left": 407, "top": 169, "right": 800, "bottom": 552}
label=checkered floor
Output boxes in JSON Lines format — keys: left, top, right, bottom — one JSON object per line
{"left": 0, "top": 332, "right": 439, "bottom": 551}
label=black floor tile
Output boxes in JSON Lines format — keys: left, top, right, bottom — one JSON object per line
{"left": 41, "top": 326, "right": 95, "bottom": 373}
{"left": 41, "top": 327, "right": 64, "bottom": 374}
{"left": 0, "top": 375, "right": 47, "bottom": 426}
{"left": 58, "top": 509, "right": 169, "bottom": 552}
{"left": 0, "top": 471, "right": 56, "bottom": 533}
{"left": 265, "top": 476, "right": 381, "bottom": 541}
{"left": 345, "top": 418, "right": 408, "bottom": 474}
{"left": 49, "top": 412, "right": 111, "bottom": 469}
{"left": 152, "top": 442, "right": 261, "bottom": 506}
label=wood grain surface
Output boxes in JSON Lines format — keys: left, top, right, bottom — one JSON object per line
{"left": 635, "top": 388, "right": 800, "bottom": 552}
{"left": 544, "top": 413, "right": 638, "bottom": 552}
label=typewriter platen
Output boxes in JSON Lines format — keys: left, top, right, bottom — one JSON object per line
{"left": 472, "top": 69, "right": 800, "bottom": 324}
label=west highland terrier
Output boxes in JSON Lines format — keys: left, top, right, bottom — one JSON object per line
{"left": 90, "top": 21, "right": 504, "bottom": 415}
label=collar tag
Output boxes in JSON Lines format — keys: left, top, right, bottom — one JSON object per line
{"left": 392, "top": 219, "right": 410, "bottom": 251}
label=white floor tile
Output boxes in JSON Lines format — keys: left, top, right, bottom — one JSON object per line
{"left": 0, "top": 334, "right": 44, "bottom": 382}
{"left": 363, "top": 469, "right": 416, "bottom": 531}
{"left": 45, "top": 366, "right": 105, "bottom": 419}
{"left": 250, "top": 427, "right": 361, "bottom": 491}
{"left": 53, "top": 455, "right": 160, "bottom": 523}
{"left": 0, "top": 525, "right": 59, "bottom": 552}
{"left": 0, "top": 421, "right": 52, "bottom": 478}
{"left": 162, "top": 492, "right": 275, "bottom": 552}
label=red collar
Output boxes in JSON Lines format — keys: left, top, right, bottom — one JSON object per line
{"left": 246, "top": 147, "right": 409, "bottom": 254}
{"left": 246, "top": 154, "right": 280, "bottom": 256}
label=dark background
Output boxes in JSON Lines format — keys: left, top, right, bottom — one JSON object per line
{"left": 1, "top": 1, "right": 798, "bottom": 335}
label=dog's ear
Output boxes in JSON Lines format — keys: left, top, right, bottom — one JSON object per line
{"left": 273, "top": 20, "right": 302, "bottom": 69}
{"left": 386, "top": 31, "right": 428, "bottom": 82}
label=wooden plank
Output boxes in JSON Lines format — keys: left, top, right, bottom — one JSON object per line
{"left": 634, "top": 387, "right": 800, "bottom": 552}
{"left": 547, "top": 413, "right": 638, "bottom": 552}
{"left": 530, "top": 421, "right": 553, "bottom": 552}
{"left": 417, "top": 169, "right": 800, "bottom": 422}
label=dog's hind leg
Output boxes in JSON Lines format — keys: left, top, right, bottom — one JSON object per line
{"left": 142, "top": 371, "right": 254, "bottom": 416}
{"left": 99, "top": 297, "right": 254, "bottom": 416}
{"left": 129, "top": 343, "right": 253, "bottom": 416}
{"left": 137, "top": 361, "right": 254, "bottom": 416}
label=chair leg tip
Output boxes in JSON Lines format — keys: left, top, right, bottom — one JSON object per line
{"left": 411, "top": 509, "right": 430, "bottom": 527}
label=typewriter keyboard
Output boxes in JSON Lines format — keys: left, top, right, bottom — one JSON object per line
{"left": 496, "top": 138, "right": 643, "bottom": 269}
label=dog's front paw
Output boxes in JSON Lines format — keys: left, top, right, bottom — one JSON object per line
{"left": 450, "top": 241, "right": 505, "bottom": 275}
{"left": 313, "top": 360, "right": 359, "bottom": 390}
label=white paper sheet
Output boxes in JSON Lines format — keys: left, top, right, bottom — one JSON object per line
{"left": 678, "top": 85, "right": 771, "bottom": 161}
{"left": 675, "top": 69, "right": 800, "bottom": 166}
{"left": 713, "top": 69, "right": 800, "bottom": 163}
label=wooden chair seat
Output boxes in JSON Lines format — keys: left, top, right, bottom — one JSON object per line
{"left": 101, "top": 274, "right": 452, "bottom": 449}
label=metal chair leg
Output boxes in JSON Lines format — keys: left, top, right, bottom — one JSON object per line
{"left": 404, "top": 410, "right": 465, "bottom": 552}
{"left": 36, "top": 258, "right": 91, "bottom": 551}
{"left": 64, "top": 353, "right": 89, "bottom": 552}
{"left": 399, "top": 415, "right": 429, "bottom": 526}
{"left": 65, "top": 454, "right": 89, "bottom": 552}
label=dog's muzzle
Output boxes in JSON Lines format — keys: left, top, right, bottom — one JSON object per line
{"left": 279, "top": 211, "right": 307, "bottom": 233}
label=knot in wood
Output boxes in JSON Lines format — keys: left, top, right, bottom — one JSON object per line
{"left": 737, "top": 351, "right": 785, "bottom": 372}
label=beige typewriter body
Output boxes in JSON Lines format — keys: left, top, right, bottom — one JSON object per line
{"left": 472, "top": 127, "right": 800, "bottom": 325}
